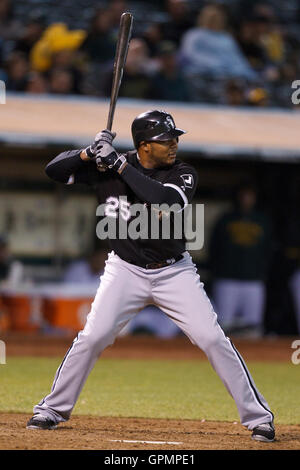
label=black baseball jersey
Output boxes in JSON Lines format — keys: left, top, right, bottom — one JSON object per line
{"left": 48, "top": 150, "right": 198, "bottom": 267}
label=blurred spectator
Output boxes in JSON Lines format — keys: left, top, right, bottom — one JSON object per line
{"left": 28, "top": 22, "right": 86, "bottom": 95}
{"left": 107, "top": 0, "right": 129, "bottom": 32}
{"left": 179, "top": 3, "right": 258, "bottom": 80}
{"left": 159, "top": 0, "right": 194, "bottom": 46}
{"left": 30, "top": 23, "right": 86, "bottom": 73}
{"left": 236, "top": 4, "right": 286, "bottom": 90}
{"left": 48, "top": 68, "right": 75, "bottom": 95}
{"left": 209, "top": 182, "right": 273, "bottom": 337}
{"left": 79, "top": 7, "right": 116, "bottom": 64}
{"left": 78, "top": 7, "right": 117, "bottom": 96}
{"left": 0, "top": 0, "right": 21, "bottom": 41}
{"left": 5, "top": 51, "right": 29, "bottom": 91}
{"left": 51, "top": 50, "right": 84, "bottom": 94}
{"left": 267, "top": 54, "right": 300, "bottom": 108}
{"left": 178, "top": 3, "right": 258, "bottom": 102}
{"left": 149, "top": 40, "right": 189, "bottom": 101}
{"left": 142, "top": 23, "right": 163, "bottom": 57}
{"left": 236, "top": 17, "right": 270, "bottom": 74}
{"left": 251, "top": 3, "right": 285, "bottom": 66}
{"left": 25, "top": 71, "right": 49, "bottom": 94}
{"left": 13, "top": 12, "right": 46, "bottom": 59}
{"left": 63, "top": 248, "right": 107, "bottom": 285}
{"left": 0, "top": 236, "right": 24, "bottom": 287}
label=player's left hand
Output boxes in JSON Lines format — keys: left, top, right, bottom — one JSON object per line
{"left": 95, "top": 143, "right": 127, "bottom": 173}
{"left": 85, "top": 129, "right": 116, "bottom": 159}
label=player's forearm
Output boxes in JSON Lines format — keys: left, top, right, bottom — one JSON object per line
{"left": 45, "top": 149, "right": 87, "bottom": 183}
{"left": 120, "top": 163, "right": 183, "bottom": 206}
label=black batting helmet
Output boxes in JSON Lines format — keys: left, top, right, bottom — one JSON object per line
{"left": 131, "top": 110, "right": 186, "bottom": 149}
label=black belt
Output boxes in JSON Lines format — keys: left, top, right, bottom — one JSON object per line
{"left": 124, "top": 254, "right": 184, "bottom": 270}
{"left": 145, "top": 254, "right": 184, "bottom": 269}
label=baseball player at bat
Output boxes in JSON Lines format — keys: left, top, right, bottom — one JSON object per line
{"left": 27, "top": 110, "right": 275, "bottom": 442}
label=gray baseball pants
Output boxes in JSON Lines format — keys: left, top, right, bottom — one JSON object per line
{"left": 34, "top": 251, "right": 273, "bottom": 429}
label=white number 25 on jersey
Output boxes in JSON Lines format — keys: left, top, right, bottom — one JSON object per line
{"left": 105, "top": 197, "right": 131, "bottom": 221}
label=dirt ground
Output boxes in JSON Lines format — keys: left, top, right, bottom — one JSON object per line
{"left": 1, "top": 413, "right": 300, "bottom": 451}
{"left": 1, "top": 333, "right": 300, "bottom": 451}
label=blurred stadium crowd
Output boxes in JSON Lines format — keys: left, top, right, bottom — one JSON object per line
{"left": 1, "top": 0, "right": 300, "bottom": 107}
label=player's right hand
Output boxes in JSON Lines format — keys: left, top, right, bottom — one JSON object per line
{"left": 85, "top": 129, "right": 116, "bottom": 158}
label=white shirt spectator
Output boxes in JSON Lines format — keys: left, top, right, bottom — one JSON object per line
{"left": 179, "top": 27, "right": 257, "bottom": 81}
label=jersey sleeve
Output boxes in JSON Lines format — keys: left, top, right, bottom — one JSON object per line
{"left": 70, "top": 161, "right": 103, "bottom": 186}
{"left": 162, "top": 164, "right": 198, "bottom": 208}
{"left": 45, "top": 149, "right": 103, "bottom": 186}
{"left": 64, "top": 151, "right": 103, "bottom": 186}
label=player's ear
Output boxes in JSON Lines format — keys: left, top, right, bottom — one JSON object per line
{"left": 139, "top": 141, "right": 150, "bottom": 152}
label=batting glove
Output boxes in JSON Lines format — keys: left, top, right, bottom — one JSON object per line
{"left": 95, "top": 143, "right": 127, "bottom": 173}
{"left": 85, "top": 129, "right": 116, "bottom": 159}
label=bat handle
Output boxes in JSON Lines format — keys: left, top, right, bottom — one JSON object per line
{"left": 107, "top": 100, "right": 116, "bottom": 130}
{"left": 106, "top": 114, "right": 113, "bottom": 132}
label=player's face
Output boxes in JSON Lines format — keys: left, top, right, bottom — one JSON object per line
{"left": 146, "top": 138, "right": 178, "bottom": 167}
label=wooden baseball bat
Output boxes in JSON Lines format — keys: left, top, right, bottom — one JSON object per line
{"left": 106, "top": 12, "right": 133, "bottom": 131}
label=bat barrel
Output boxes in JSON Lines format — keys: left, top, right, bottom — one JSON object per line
{"left": 106, "top": 12, "right": 133, "bottom": 131}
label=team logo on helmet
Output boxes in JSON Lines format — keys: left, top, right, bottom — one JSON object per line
{"left": 165, "top": 115, "right": 175, "bottom": 130}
